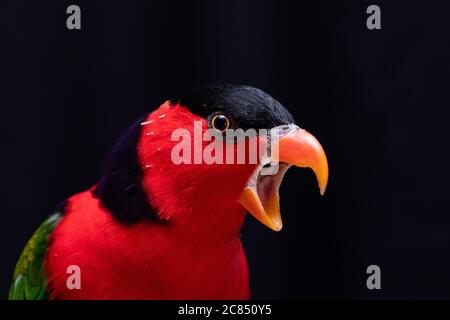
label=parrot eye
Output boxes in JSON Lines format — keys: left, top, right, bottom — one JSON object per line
{"left": 211, "top": 114, "right": 231, "bottom": 133}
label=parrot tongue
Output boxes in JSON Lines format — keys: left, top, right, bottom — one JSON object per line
{"left": 239, "top": 163, "right": 291, "bottom": 232}
{"left": 238, "top": 125, "right": 329, "bottom": 232}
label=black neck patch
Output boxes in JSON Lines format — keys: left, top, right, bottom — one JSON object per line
{"left": 93, "top": 115, "right": 161, "bottom": 224}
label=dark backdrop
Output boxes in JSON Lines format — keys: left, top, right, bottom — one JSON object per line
{"left": 1, "top": 0, "right": 450, "bottom": 299}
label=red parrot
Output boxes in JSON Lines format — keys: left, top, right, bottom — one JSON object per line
{"left": 9, "top": 85, "right": 328, "bottom": 300}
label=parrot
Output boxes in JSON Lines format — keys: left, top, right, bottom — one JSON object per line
{"left": 9, "top": 84, "right": 328, "bottom": 300}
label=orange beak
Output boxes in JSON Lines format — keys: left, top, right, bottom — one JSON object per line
{"left": 239, "top": 126, "right": 329, "bottom": 231}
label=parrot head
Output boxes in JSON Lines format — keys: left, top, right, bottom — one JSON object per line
{"left": 95, "top": 85, "right": 328, "bottom": 240}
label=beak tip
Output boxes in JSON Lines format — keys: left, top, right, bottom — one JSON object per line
{"left": 271, "top": 223, "right": 283, "bottom": 232}
{"left": 266, "top": 217, "right": 283, "bottom": 232}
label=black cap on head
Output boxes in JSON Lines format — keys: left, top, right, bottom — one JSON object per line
{"left": 172, "top": 84, "right": 295, "bottom": 130}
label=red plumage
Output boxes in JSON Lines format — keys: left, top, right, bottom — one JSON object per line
{"left": 45, "top": 102, "right": 257, "bottom": 299}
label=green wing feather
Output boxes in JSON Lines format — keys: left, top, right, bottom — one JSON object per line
{"left": 9, "top": 214, "right": 62, "bottom": 300}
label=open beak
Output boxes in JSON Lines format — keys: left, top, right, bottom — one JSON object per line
{"left": 239, "top": 126, "right": 329, "bottom": 231}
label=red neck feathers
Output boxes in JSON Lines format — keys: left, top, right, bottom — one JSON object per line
{"left": 45, "top": 102, "right": 256, "bottom": 299}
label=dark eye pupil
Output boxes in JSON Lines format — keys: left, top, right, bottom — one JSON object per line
{"left": 213, "top": 115, "right": 229, "bottom": 131}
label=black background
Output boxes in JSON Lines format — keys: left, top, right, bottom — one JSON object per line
{"left": 1, "top": 0, "right": 450, "bottom": 299}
